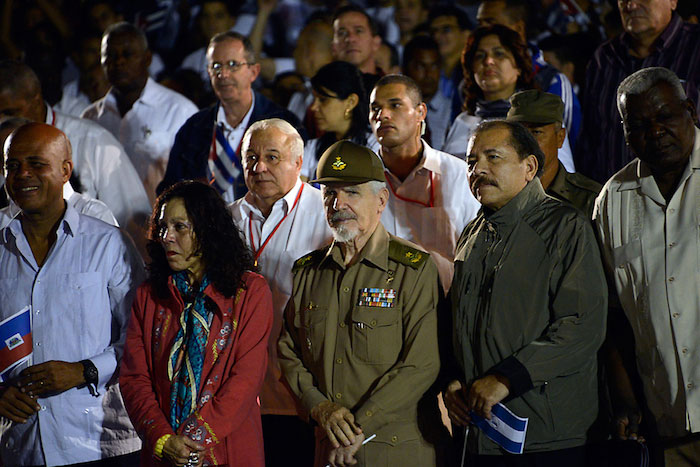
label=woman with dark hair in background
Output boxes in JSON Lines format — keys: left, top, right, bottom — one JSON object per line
{"left": 442, "top": 24, "right": 536, "bottom": 159}
{"left": 120, "top": 181, "right": 272, "bottom": 467}
{"left": 301, "top": 60, "right": 380, "bottom": 180}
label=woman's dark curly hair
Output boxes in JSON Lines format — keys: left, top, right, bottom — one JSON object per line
{"left": 461, "top": 24, "right": 535, "bottom": 114}
{"left": 311, "top": 61, "right": 370, "bottom": 160}
{"left": 147, "top": 181, "right": 256, "bottom": 298}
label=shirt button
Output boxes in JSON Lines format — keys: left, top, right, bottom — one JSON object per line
{"left": 339, "top": 322, "right": 346, "bottom": 328}
{"left": 688, "top": 383, "right": 694, "bottom": 390}
{"left": 669, "top": 277, "right": 675, "bottom": 282}
{"left": 669, "top": 242, "right": 677, "bottom": 247}
{"left": 35, "top": 342, "right": 41, "bottom": 347}
{"left": 336, "top": 358, "right": 342, "bottom": 364}
{"left": 365, "top": 410, "right": 372, "bottom": 417}
{"left": 335, "top": 393, "right": 342, "bottom": 400}
{"left": 343, "top": 287, "right": 350, "bottom": 293}
{"left": 391, "top": 435, "right": 398, "bottom": 442}
{"left": 84, "top": 408, "right": 89, "bottom": 413}
{"left": 370, "top": 320, "right": 377, "bottom": 326}
{"left": 682, "top": 348, "right": 689, "bottom": 354}
{"left": 673, "top": 312, "right": 680, "bottom": 318}
{"left": 35, "top": 310, "right": 40, "bottom": 314}
{"left": 41, "top": 406, "right": 46, "bottom": 411}
{"left": 669, "top": 208, "right": 676, "bottom": 214}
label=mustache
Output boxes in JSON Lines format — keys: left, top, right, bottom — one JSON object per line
{"left": 330, "top": 212, "right": 357, "bottom": 223}
{"left": 471, "top": 176, "right": 498, "bottom": 189}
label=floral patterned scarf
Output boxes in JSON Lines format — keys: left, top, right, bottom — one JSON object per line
{"left": 168, "top": 271, "right": 212, "bottom": 430}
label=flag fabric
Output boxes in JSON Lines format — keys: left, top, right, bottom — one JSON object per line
{"left": 470, "top": 402, "right": 528, "bottom": 454}
{"left": 208, "top": 124, "right": 246, "bottom": 199}
{"left": 0, "top": 306, "right": 32, "bottom": 382}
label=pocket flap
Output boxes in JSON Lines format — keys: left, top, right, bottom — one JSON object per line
{"left": 351, "top": 307, "right": 399, "bottom": 328}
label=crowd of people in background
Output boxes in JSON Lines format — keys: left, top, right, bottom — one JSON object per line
{"left": 0, "top": 0, "right": 699, "bottom": 466}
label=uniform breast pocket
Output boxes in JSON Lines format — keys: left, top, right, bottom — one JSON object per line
{"left": 301, "top": 306, "right": 327, "bottom": 363}
{"left": 350, "top": 307, "right": 402, "bottom": 365}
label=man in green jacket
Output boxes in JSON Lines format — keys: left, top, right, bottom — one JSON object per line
{"left": 444, "top": 120, "right": 607, "bottom": 465}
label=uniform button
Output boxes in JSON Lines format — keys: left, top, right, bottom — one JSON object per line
{"left": 335, "top": 393, "right": 342, "bottom": 400}
{"left": 682, "top": 348, "right": 689, "bottom": 354}
{"left": 391, "top": 435, "right": 398, "bottom": 442}
{"left": 336, "top": 358, "right": 342, "bottom": 364}
{"left": 36, "top": 342, "right": 41, "bottom": 347}
{"left": 84, "top": 408, "right": 90, "bottom": 413}
{"left": 35, "top": 310, "right": 40, "bottom": 314}
{"left": 688, "top": 383, "right": 694, "bottom": 390}
{"left": 339, "top": 322, "right": 346, "bottom": 328}
{"left": 669, "top": 242, "right": 677, "bottom": 247}
{"left": 669, "top": 208, "right": 676, "bottom": 214}
{"left": 41, "top": 406, "right": 46, "bottom": 411}
{"left": 343, "top": 287, "right": 350, "bottom": 293}
{"left": 365, "top": 410, "right": 372, "bottom": 417}
{"left": 673, "top": 312, "right": 680, "bottom": 318}
{"left": 669, "top": 277, "right": 675, "bottom": 282}
{"left": 36, "top": 280, "right": 40, "bottom": 284}
{"left": 370, "top": 320, "right": 377, "bottom": 326}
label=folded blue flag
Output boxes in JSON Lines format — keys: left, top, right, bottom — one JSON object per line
{"left": 470, "top": 403, "right": 528, "bottom": 454}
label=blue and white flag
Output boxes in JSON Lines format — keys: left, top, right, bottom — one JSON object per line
{"left": 0, "top": 306, "right": 32, "bottom": 383}
{"left": 470, "top": 403, "right": 528, "bottom": 454}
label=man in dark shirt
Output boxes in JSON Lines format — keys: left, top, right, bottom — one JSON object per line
{"left": 576, "top": 0, "right": 700, "bottom": 183}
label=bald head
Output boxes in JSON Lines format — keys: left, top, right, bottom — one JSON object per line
{"left": 4, "top": 123, "right": 73, "bottom": 215}
{"left": 0, "top": 61, "right": 45, "bottom": 122}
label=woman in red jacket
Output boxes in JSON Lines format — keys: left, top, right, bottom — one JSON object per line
{"left": 120, "top": 181, "right": 272, "bottom": 466}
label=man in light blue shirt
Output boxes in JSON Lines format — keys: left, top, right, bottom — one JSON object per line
{"left": 0, "top": 122, "right": 145, "bottom": 466}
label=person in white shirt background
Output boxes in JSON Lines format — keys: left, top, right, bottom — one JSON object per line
{"left": 229, "top": 118, "right": 331, "bottom": 467}
{"left": 0, "top": 60, "right": 151, "bottom": 254}
{"left": 370, "top": 74, "right": 480, "bottom": 292}
{"left": 82, "top": 22, "right": 198, "bottom": 205}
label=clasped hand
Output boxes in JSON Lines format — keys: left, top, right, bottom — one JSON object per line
{"left": 444, "top": 375, "right": 510, "bottom": 427}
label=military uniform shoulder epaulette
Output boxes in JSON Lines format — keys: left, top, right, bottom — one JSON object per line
{"left": 292, "top": 248, "right": 326, "bottom": 271}
{"left": 566, "top": 171, "right": 603, "bottom": 194}
{"left": 388, "top": 239, "right": 429, "bottom": 269}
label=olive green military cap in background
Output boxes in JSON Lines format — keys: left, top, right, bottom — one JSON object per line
{"left": 507, "top": 90, "right": 565, "bottom": 125}
{"left": 311, "top": 139, "right": 386, "bottom": 184}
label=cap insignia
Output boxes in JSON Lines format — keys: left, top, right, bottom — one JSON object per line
{"left": 332, "top": 156, "right": 347, "bottom": 171}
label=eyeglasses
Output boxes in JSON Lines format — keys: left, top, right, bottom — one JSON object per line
{"left": 209, "top": 60, "right": 250, "bottom": 74}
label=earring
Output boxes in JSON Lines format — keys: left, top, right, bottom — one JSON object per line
{"left": 344, "top": 108, "right": 352, "bottom": 120}
{"left": 420, "top": 120, "right": 426, "bottom": 136}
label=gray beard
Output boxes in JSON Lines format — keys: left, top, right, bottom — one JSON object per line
{"left": 330, "top": 224, "right": 358, "bottom": 243}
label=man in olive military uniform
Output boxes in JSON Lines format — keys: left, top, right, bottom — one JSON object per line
{"left": 278, "top": 140, "right": 441, "bottom": 467}
{"left": 507, "top": 90, "right": 601, "bottom": 218}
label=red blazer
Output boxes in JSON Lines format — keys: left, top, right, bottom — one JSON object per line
{"left": 120, "top": 272, "right": 272, "bottom": 466}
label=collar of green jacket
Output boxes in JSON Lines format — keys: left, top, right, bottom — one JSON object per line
{"left": 483, "top": 177, "right": 547, "bottom": 228}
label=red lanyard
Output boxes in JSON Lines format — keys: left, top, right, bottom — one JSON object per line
{"left": 248, "top": 184, "right": 305, "bottom": 265}
{"left": 49, "top": 107, "right": 56, "bottom": 126}
{"left": 385, "top": 171, "right": 435, "bottom": 208}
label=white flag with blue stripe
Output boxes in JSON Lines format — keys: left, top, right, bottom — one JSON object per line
{"left": 470, "top": 403, "right": 528, "bottom": 454}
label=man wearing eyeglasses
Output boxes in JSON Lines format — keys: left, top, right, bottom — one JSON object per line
{"left": 158, "top": 31, "right": 305, "bottom": 203}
